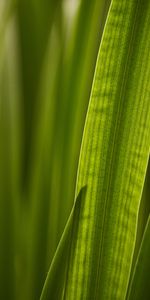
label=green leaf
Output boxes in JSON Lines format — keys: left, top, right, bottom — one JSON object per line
{"left": 131, "top": 158, "right": 150, "bottom": 270}
{"left": 0, "top": 17, "right": 21, "bottom": 300}
{"left": 16, "top": 0, "right": 62, "bottom": 185}
{"left": 40, "top": 186, "right": 87, "bottom": 300}
{"left": 26, "top": 27, "right": 63, "bottom": 300}
{"left": 127, "top": 215, "right": 150, "bottom": 300}
{"left": 55, "top": 0, "right": 111, "bottom": 245}
{"left": 63, "top": 0, "right": 150, "bottom": 299}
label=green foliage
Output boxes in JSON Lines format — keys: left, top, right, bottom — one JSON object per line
{"left": 63, "top": 0, "right": 150, "bottom": 298}
{"left": 0, "top": 0, "right": 150, "bottom": 299}
{"left": 127, "top": 215, "right": 150, "bottom": 300}
{"left": 40, "top": 187, "right": 87, "bottom": 300}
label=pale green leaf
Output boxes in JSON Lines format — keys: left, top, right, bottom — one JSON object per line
{"left": 64, "top": 0, "right": 150, "bottom": 299}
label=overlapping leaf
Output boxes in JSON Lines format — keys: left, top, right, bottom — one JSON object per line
{"left": 40, "top": 187, "right": 87, "bottom": 300}
{"left": 127, "top": 215, "right": 150, "bottom": 300}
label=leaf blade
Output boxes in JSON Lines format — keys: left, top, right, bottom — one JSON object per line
{"left": 64, "top": 0, "right": 150, "bottom": 299}
{"left": 40, "top": 186, "right": 87, "bottom": 300}
{"left": 127, "top": 215, "right": 150, "bottom": 300}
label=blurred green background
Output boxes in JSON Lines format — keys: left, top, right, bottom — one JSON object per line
{"left": 0, "top": 0, "right": 149, "bottom": 299}
{"left": 0, "top": 0, "right": 110, "bottom": 299}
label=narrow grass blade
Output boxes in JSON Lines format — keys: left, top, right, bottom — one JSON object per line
{"left": 16, "top": 0, "right": 62, "bottom": 186}
{"left": 55, "top": 0, "right": 111, "bottom": 242}
{"left": 131, "top": 158, "right": 150, "bottom": 268}
{"left": 64, "top": 0, "right": 150, "bottom": 298}
{"left": 26, "top": 26, "right": 63, "bottom": 300}
{"left": 40, "top": 186, "right": 87, "bottom": 300}
{"left": 0, "top": 16, "right": 22, "bottom": 300}
{"left": 127, "top": 215, "right": 150, "bottom": 300}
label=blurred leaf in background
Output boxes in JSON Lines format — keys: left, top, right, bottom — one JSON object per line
{"left": 0, "top": 0, "right": 150, "bottom": 299}
{"left": 0, "top": 0, "right": 111, "bottom": 299}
